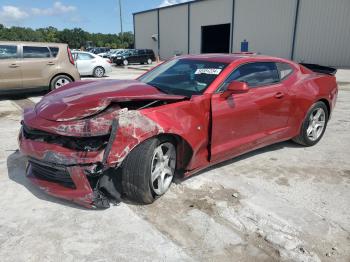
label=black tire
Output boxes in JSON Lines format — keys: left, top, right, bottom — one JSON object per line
{"left": 292, "top": 101, "right": 329, "bottom": 146}
{"left": 121, "top": 137, "right": 176, "bottom": 204}
{"left": 50, "top": 75, "right": 72, "bottom": 90}
{"left": 93, "top": 66, "right": 105, "bottom": 78}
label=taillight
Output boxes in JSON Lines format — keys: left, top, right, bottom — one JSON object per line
{"left": 107, "top": 59, "right": 112, "bottom": 64}
{"left": 67, "top": 47, "right": 75, "bottom": 65}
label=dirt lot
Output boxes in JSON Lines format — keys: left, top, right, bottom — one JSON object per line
{"left": 0, "top": 66, "right": 349, "bottom": 262}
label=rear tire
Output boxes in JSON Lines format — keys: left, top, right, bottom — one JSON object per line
{"left": 147, "top": 58, "right": 152, "bottom": 65}
{"left": 292, "top": 101, "right": 328, "bottom": 146}
{"left": 121, "top": 137, "right": 176, "bottom": 204}
{"left": 123, "top": 59, "right": 129, "bottom": 66}
{"left": 50, "top": 75, "right": 72, "bottom": 90}
{"left": 93, "top": 66, "right": 105, "bottom": 78}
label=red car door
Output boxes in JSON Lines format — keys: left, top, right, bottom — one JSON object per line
{"left": 211, "top": 91, "right": 260, "bottom": 163}
{"left": 252, "top": 82, "right": 291, "bottom": 143}
{"left": 210, "top": 61, "right": 290, "bottom": 163}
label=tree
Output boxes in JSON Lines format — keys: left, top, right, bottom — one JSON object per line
{"left": 0, "top": 24, "right": 134, "bottom": 49}
{"left": 37, "top": 27, "right": 59, "bottom": 42}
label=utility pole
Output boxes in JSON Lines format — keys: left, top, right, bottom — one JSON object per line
{"left": 119, "top": 0, "right": 123, "bottom": 35}
{"left": 119, "top": 0, "right": 124, "bottom": 48}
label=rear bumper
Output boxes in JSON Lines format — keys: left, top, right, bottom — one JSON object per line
{"left": 104, "top": 64, "right": 113, "bottom": 74}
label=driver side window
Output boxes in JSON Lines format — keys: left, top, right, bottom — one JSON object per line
{"left": 220, "top": 62, "right": 280, "bottom": 91}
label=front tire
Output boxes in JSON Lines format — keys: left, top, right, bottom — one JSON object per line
{"left": 293, "top": 101, "right": 328, "bottom": 146}
{"left": 50, "top": 75, "right": 72, "bottom": 90}
{"left": 122, "top": 138, "right": 176, "bottom": 204}
{"left": 147, "top": 58, "right": 152, "bottom": 65}
{"left": 123, "top": 59, "right": 129, "bottom": 66}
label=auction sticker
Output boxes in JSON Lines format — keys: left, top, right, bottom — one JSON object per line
{"left": 195, "top": 68, "right": 222, "bottom": 75}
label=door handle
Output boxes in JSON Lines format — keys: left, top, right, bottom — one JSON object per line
{"left": 274, "top": 92, "right": 284, "bottom": 99}
{"left": 9, "top": 64, "right": 19, "bottom": 68}
{"left": 47, "top": 62, "right": 55, "bottom": 65}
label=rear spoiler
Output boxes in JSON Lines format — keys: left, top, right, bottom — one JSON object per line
{"left": 300, "top": 63, "right": 337, "bottom": 76}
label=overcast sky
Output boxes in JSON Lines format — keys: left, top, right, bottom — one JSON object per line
{"left": 0, "top": 0, "right": 191, "bottom": 33}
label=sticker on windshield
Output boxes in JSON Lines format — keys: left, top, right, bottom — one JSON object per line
{"left": 194, "top": 68, "right": 222, "bottom": 75}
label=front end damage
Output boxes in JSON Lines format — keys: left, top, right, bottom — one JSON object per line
{"left": 19, "top": 102, "right": 169, "bottom": 208}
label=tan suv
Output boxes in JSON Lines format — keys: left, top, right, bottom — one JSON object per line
{"left": 0, "top": 41, "right": 80, "bottom": 94}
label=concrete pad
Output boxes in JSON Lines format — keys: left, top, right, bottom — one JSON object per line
{"left": 0, "top": 67, "right": 349, "bottom": 261}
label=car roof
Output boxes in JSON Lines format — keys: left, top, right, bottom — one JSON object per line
{"left": 178, "top": 53, "right": 294, "bottom": 65}
{"left": 0, "top": 41, "right": 67, "bottom": 47}
{"left": 72, "top": 51, "right": 95, "bottom": 55}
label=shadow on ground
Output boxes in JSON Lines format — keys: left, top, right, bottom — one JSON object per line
{"left": 177, "top": 140, "right": 302, "bottom": 183}
{"left": 0, "top": 90, "right": 48, "bottom": 101}
{"left": 7, "top": 150, "right": 92, "bottom": 210}
{"left": 7, "top": 140, "right": 301, "bottom": 208}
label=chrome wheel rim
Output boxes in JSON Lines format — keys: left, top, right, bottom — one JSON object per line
{"left": 95, "top": 67, "right": 104, "bottom": 77}
{"left": 55, "top": 77, "right": 71, "bottom": 89}
{"left": 307, "top": 108, "right": 326, "bottom": 141}
{"left": 151, "top": 142, "right": 176, "bottom": 195}
{"left": 123, "top": 60, "right": 128, "bottom": 66}
{"left": 147, "top": 59, "right": 152, "bottom": 64}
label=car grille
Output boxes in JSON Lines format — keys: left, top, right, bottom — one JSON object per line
{"left": 29, "top": 160, "right": 76, "bottom": 189}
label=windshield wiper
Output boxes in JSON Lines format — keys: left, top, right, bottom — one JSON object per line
{"left": 148, "top": 82, "right": 172, "bottom": 94}
{"left": 147, "top": 82, "right": 191, "bottom": 98}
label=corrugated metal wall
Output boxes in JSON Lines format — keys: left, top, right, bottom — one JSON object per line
{"left": 189, "top": 0, "right": 233, "bottom": 54}
{"left": 293, "top": 0, "right": 350, "bottom": 67}
{"left": 159, "top": 5, "right": 188, "bottom": 59}
{"left": 134, "top": 11, "right": 158, "bottom": 56}
{"left": 134, "top": 0, "right": 350, "bottom": 67}
{"left": 233, "top": 0, "right": 297, "bottom": 59}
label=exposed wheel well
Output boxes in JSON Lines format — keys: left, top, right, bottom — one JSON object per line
{"left": 318, "top": 98, "right": 330, "bottom": 116}
{"left": 156, "top": 134, "right": 193, "bottom": 171}
{"left": 93, "top": 66, "right": 105, "bottom": 71}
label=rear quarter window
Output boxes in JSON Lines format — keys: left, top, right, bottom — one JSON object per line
{"left": 23, "top": 46, "right": 51, "bottom": 58}
{"left": 277, "top": 62, "right": 294, "bottom": 80}
{"left": 49, "top": 47, "right": 59, "bottom": 58}
{"left": 77, "top": 53, "right": 94, "bottom": 60}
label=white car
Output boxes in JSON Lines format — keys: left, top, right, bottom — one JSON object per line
{"left": 72, "top": 51, "right": 112, "bottom": 78}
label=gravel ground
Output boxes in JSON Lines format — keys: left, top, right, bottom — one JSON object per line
{"left": 0, "top": 66, "right": 349, "bottom": 262}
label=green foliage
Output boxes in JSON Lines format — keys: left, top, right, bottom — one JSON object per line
{"left": 0, "top": 24, "right": 134, "bottom": 49}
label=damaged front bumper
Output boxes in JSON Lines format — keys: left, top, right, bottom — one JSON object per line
{"left": 19, "top": 127, "right": 119, "bottom": 209}
{"left": 18, "top": 105, "right": 165, "bottom": 208}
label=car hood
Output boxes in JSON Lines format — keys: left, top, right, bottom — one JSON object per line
{"left": 35, "top": 80, "right": 186, "bottom": 121}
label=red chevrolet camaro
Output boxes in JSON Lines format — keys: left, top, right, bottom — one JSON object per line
{"left": 19, "top": 54, "right": 338, "bottom": 208}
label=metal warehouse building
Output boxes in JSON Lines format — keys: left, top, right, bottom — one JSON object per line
{"left": 133, "top": 0, "right": 350, "bottom": 67}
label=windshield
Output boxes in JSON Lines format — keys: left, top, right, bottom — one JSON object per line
{"left": 139, "top": 59, "right": 227, "bottom": 96}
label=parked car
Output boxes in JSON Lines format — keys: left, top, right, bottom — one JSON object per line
{"left": 108, "top": 49, "right": 126, "bottom": 60}
{"left": 19, "top": 54, "right": 338, "bottom": 208}
{"left": 72, "top": 51, "right": 112, "bottom": 78}
{"left": 0, "top": 41, "right": 80, "bottom": 94}
{"left": 90, "top": 47, "right": 110, "bottom": 55}
{"left": 113, "top": 49, "right": 156, "bottom": 66}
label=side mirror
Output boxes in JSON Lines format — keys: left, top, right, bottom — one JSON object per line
{"left": 220, "top": 81, "right": 249, "bottom": 98}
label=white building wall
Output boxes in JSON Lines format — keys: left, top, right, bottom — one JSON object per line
{"left": 159, "top": 5, "right": 188, "bottom": 59}
{"left": 233, "top": 0, "right": 296, "bottom": 59}
{"left": 294, "top": 0, "right": 350, "bottom": 67}
{"left": 134, "top": 10, "right": 158, "bottom": 56}
{"left": 189, "top": 0, "right": 233, "bottom": 54}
